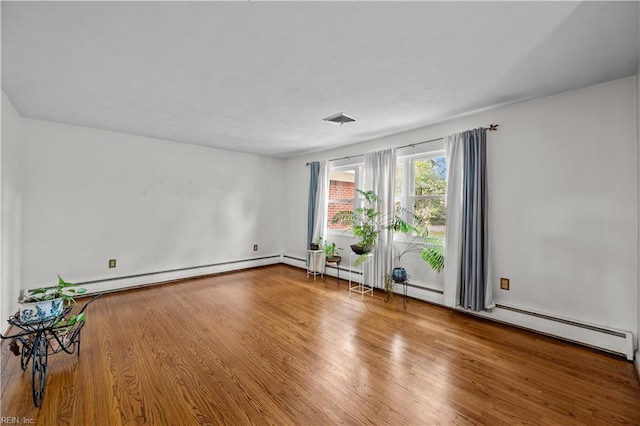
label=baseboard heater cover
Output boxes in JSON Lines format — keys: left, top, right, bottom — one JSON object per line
{"left": 464, "top": 303, "right": 635, "bottom": 360}
{"left": 71, "top": 255, "right": 282, "bottom": 295}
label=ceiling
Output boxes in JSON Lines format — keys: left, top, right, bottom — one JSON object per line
{"left": 2, "top": 1, "right": 639, "bottom": 158}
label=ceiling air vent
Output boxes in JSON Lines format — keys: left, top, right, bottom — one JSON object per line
{"left": 323, "top": 112, "right": 357, "bottom": 126}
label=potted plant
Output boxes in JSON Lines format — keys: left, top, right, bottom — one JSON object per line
{"left": 318, "top": 238, "right": 342, "bottom": 263}
{"left": 331, "top": 190, "right": 382, "bottom": 256}
{"left": 385, "top": 205, "right": 445, "bottom": 272}
{"left": 382, "top": 209, "right": 445, "bottom": 301}
{"left": 19, "top": 275, "right": 87, "bottom": 324}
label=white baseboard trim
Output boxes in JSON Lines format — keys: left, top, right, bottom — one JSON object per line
{"left": 76, "top": 255, "right": 282, "bottom": 295}
{"left": 282, "top": 255, "right": 305, "bottom": 270}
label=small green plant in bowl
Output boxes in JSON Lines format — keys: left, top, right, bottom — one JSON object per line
{"left": 318, "top": 237, "right": 342, "bottom": 262}
{"left": 19, "top": 276, "right": 87, "bottom": 324}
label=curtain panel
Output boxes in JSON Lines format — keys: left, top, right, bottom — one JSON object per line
{"left": 443, "top": 133, "right": 464, "bottom": 308}
{"left": 364, "top": 148, "right": 397, "bottom": 289}
{"left": 312, "top": 161, "right": 329, "bottom": 245}
{"left": 306, "top": 162, "right": 320, "bottom": 250}
{"left": 444, "top": 128, "right": 494, "bottom": 312}
{"left": 460, "top": 128, "right": 493, "bottom": 311}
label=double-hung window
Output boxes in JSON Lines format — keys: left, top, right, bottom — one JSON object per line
{"left": 396, "top": 153, "right": 447, "bottom": 245}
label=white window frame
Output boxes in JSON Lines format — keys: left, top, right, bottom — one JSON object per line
{"left": 395, "top": 150, "right": 446, "bottom": 243}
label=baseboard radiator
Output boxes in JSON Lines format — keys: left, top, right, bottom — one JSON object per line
{"left": 73, "top": 255, "right": 283, "bottom": 295}
{"left": 467, "top": 304, "right": 635, "bottom": 360}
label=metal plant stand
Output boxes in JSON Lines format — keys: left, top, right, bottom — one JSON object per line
{"left": 349, "top": 253, "right": 374, "bottom": 300}
{"left": 324, "top": 256, "right": 342, "bottom": 285}
{"left": 400, "top": 279, "right": 409, "bottom": 309}
{"left": 1, "top": 295, "right": 101, "bottom": 407}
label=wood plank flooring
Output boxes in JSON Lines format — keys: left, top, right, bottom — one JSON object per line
{"left": 2, "top": 264, "right": 639, "bottom": 425}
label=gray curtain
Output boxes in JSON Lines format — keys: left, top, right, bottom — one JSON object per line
{"left": 311, "top": 161, "right": 329, "bottom": 245}
{"left": 459, "top": 128, "right": 492, "bottom": 311}
{"left": 307, "top": 162, "right": 320, "bottom": 249}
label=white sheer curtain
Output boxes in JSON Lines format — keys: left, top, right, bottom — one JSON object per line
{"left": 443, "top": 133, "right": 463, "bottom": 308}
{"left": 365, "top": 149, "right": 396, "bottom": 289}
{"left": 312, "top": 160, "right": 329, "bottom": 246}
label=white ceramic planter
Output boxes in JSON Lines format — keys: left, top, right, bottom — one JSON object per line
{"left": 19, "top": 297, "right": 64, "bottom": 323}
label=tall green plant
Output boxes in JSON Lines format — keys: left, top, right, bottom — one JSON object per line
{"left": 331, "top": 190, "right": 382, "bottom": 249}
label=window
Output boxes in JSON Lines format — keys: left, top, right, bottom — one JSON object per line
{"left": 326, "top": 165, "right": 362, "bottom": 231}
{"left": 396, "top": 153, "right": 447, "bottom": 243}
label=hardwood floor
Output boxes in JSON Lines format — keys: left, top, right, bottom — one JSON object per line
{"left": 2, "top": 264, "right": 639, "bottom": 425}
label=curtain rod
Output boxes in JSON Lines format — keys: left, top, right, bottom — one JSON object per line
{"left": 306, "top": 124, "right": 498, "bottom": 165}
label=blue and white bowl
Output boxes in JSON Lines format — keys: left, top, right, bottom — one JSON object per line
{"left": 19, "top": 298, "right": 63, "bottom": 324}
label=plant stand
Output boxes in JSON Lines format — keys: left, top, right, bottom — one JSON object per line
{"left": 324, "top": 256, "right": 341, "bottom": 285}
{"left": 399, "top": 279, "right": 409, "bottom": 309}
{"left": 349, "top": 253, "right": 374, "bottom": 300}
{"left": 306, "top": 249, "right": 324, "bottom": 280}
{"left": 1, "top": 295, "right": 101, "bottom": 407}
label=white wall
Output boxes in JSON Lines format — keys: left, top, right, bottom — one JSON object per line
{"left": 1, "top": 92, "right": 24, "bottom": 327}
{"left": 636, "top": 65, "right": 640, "bottom": 373}
{"left": 285, "top": 76, "right": 638, "bottom": 342}
{"left": 20, "top": 119, "right": 284, "bottom": 289}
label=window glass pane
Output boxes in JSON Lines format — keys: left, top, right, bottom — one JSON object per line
{"left": 413, "top": 157, "right": 447, "bottom": 196}
{"left": 413, "top": 198, "right": 446, "bottom": 240}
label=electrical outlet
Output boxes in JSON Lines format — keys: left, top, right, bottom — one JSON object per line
{"left": 253, "top": 244, "right": 258, "bottom": 251}
{"left": 500, "top": 277, "right": 510, "bottom": 290}
{"left": 109, "top": 259, "right": 117, "bottom": 268}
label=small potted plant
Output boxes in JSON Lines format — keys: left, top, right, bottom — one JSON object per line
{"left": 19, "top": 275, "right": 86, "bottom": 324}
{"left": 318, "top": 238, "right": 342, "bottom": 263}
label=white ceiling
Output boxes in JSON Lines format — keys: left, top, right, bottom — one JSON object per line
{"left": 2, "top": 1, "right": 639, "bottom": 158}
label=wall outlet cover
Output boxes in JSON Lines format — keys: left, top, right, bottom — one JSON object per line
{"left": 500, "top": 277, "right": 510, "bottom": 290}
